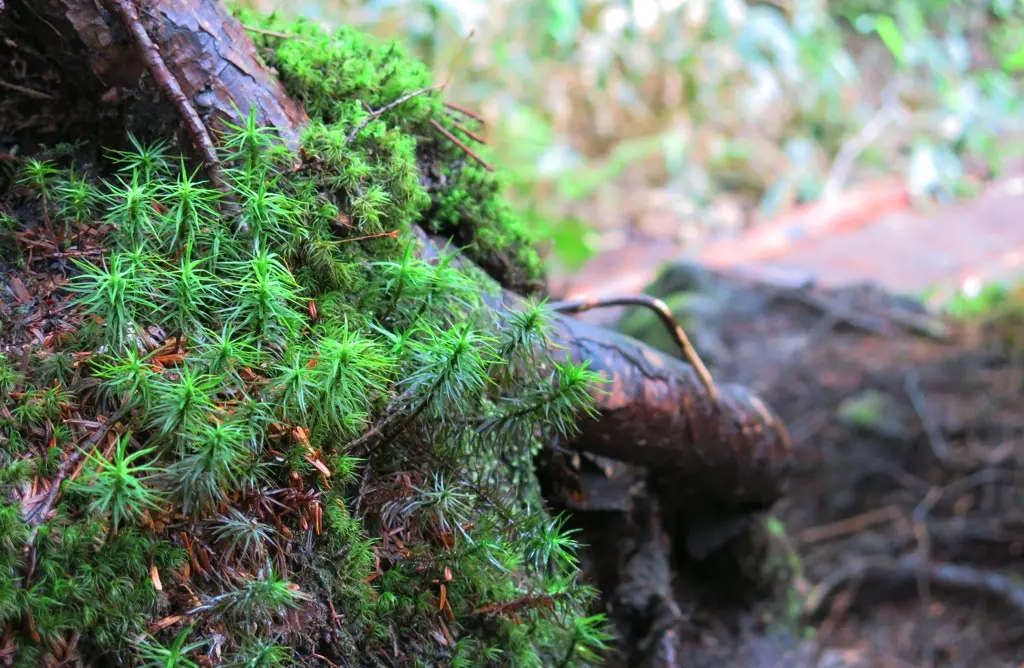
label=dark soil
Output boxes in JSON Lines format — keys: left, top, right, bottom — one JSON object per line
{"left": 579, "top": 261, "right": 1024, "bottom": 667}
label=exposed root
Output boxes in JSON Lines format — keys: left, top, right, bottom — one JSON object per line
{"left": 803, "top": 554, "right": 1024, "bottom": 622}
{"left": 548, "top": 295, "right": 719, "bottom": 403}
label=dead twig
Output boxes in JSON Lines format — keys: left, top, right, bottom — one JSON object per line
{"left": 346, "top": 388, "right": 418, "bottom": 458}
{"left": 905, "top": 370, "right": 952, "bottom": 466}
{"left": 0, "top": 78, "right": 56, "bottom": 100}
{"left": 796, "top": 504, "right": 901, "bottom": 547}
{"left": 241, "top": 24, "right": 296, "bottom": 40}
{"left": 912, "top": 487, "right": 943, "bottom": 668}
{"left": 822, "top": 80, "right": 904, "bottom": 200}
{"left": 547, "top": 295, "right": 718, "bottom": 402}
{"left": 346, "top": 84, "right": 447, "bottom": 145}
{"left": 24, "top": 404, "right": 131, "bottom": 527}
{"left": 337, "top": 229, "right": 400, "bottom": 244}
{"left": 809, "top": 587, "right": 857, "bottom": 668}
{"left": 430, "top": 119, "right": 493, "bottom": 172}
{"left": 105, "top": 0, "right": 223, "bottom": 189}
{"left": 346, "top": 30, "right": 472, "bottom": 145}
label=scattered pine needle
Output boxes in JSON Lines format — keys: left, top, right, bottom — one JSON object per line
{"left": 430, "top": 119, "right": 493, "bottom": 172}
{"left": 444, "top": 101, "right": 484, "bottom": 123}
{"left": 241, "top": 24, "right": 296, "bottom": 40}
{"left": 338, "top": 229, "right": 400, "bottom": 244}
{"left": 450, "top": 118, "right": 486, "bottom": 144}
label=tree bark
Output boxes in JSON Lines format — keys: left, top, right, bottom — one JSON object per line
{"left": 4, "top": 0, "right": 792, "bottom": 515}
{"left": 5, "top": 0, "right": 306, "bottom": 153}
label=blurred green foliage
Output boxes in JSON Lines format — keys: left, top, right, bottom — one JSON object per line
{"left": 240, "top": 0, "right": 1024, "bottom": 272}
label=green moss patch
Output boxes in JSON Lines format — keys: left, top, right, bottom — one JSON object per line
{"left": 0, "top": 15, "right": 609, "bottom": 668}
{"left": 242, "top": 12, "right": 546, "bottom": 295}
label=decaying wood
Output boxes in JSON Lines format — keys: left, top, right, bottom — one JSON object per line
{"left": 10, "top": 0, "right": 794, "bottom": 517}
{"left": 559, "top": 315, "right": 791, "bottom": 510}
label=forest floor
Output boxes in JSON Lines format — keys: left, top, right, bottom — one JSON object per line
{"left": 556, "top": 174, "right": 1024, "bottom": 667}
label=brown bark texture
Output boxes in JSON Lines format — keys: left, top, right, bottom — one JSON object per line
{"left": 7, "top": 0, "right": 793, "bottom": 517}
{"left": 8, "top": 0, "right": 305, "bottom": 151}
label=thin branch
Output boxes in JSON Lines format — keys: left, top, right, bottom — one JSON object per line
{"left": 105, "top": 0, "right": 224, "bottom": 189}
{"left": 337, "top": 229, "right": 400, "bottom": 244}
{"left": 346, "top": 84, "right": 446, "bottom": 145}
{"left": 904, "top": 370, "right": 952, "bottom": 465}
{"left": 795, "top": 504, "right": 901, "bottom": 547}
{"left": 0, "top": 78, "right": 56, "bottom": 100}
{"left": 547, "top": 295, "right": 719, "bottom": 402}
{"left": 803, "top": 554, "right": 1024, "bottom": 623}
{"left": 346, "top": 388, "right": 418, "bottom": 456}
{"left": 430, "top": 119, "right": 493, "bottom": 172}
{"left": 822, "top": 80, "right": 904, "bottom": 200}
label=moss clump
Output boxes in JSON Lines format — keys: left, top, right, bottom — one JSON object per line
{"left": 0, "top": 15, "right": 610, "bottom": 668}
{"left": 241, "top": 12, "right": 546, "bottom": 295}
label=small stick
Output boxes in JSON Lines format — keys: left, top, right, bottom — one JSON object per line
{"left": 547, "top": 295, "right": 718, "bottom": 402}
{"left": 430, "top": 119, "right": 493, "bottom": 172}
{"left": 24, "top": 404, "right": 131, "bottom": 526}
{"left": 796, "top": 504, "right": 901, "bottom": 547}
{"left": 904, "top": 370, "right": 952, "bottom": 465}
{"left": 803, "top": 554, "right": 1024, "bottom": 623}
{"left": 106, "top": 0, "right": 223, "bottom": 189}
{"left": 0, "top": 78, "right": 56, "bottom": 101}
{"left": 346, "top": 84, "right": 446, "bottom": 144}
{"left": 444, "top": 101, "right": 485, "bottom": 123}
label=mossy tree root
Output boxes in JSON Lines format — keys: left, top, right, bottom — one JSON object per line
{"left": 15, "top": 0, "right": 793, "bottom": 517}
{"left": 1, "top": 1, "right": 794, "bottom": 664}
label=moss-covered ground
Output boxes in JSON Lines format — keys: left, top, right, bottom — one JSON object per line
{"left": 0, "top": 13, "right": 614, "bottom": 667}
